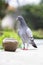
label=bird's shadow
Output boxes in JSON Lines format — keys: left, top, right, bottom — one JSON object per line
{"left": 28, "top": 48, "right": 37, "bottom": 50}
{"left": 16, "top": 48, "right": 38, "bottom": 53}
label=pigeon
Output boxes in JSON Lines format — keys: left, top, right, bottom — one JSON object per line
{"left": 16, "top": 16, "right": 37, "bottom": 49}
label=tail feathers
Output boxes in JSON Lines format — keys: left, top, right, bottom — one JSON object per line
{"left": 31, "top": 41, "right": 37, "bottom": 48}
{"left": 32, "top": 43, "right": 37, "bottom": 48}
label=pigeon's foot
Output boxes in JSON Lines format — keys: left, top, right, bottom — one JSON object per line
{"left": 21, "top": 47, "right": 29, "bottom": 50}
{"left": 22, "top": 48, "right": 29, "bottom": 50}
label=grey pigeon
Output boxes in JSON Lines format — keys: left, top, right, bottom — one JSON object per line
{"left": 16, "top": 16, "right": 37, "bottom": 49}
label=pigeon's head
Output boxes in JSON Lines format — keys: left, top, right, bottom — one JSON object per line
{"left": 16, "top": 16, "right": 27, "bottom": 27}
{"left": 16, "top": 16, "right": 24, "bottom": 22}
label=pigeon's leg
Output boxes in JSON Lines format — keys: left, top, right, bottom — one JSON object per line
{"left": 22, "top": 43, "right": 25, "bottom": 50}
{"left": 27, "top": 43, "right": 29, "bottom": 49}
{"left": 22, "top": 43, "right": 29, "bottom": 50}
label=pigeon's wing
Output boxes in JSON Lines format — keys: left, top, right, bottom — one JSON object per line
{"left": 26, "top": 27, "right": 37, "bottom": 48}
{"left": 26, "top": 27, "right": 33, "bottom": 38}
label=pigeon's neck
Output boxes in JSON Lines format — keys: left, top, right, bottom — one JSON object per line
{"left": 20, "top": 19, "right": 27, "bottom": 28}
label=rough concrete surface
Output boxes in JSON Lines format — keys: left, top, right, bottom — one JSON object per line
{"left": 0, "top": 39, "right": 43, "bottom": 65}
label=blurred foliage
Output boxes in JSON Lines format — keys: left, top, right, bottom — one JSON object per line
{"left": 33, "top": 29, "right": 43, "bottom": 39}
{"left": 0, "top": 0, "right": 6, "bottom": 18}
{"left": 21, "top": 4, "right": 43, "bottom": 29}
